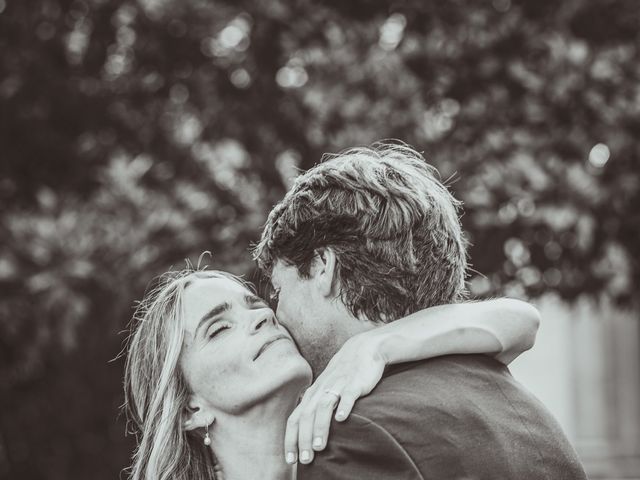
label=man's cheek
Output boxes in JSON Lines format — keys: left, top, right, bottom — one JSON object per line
{"left": 278, "top": 299, "right": 297, "bottom": 327}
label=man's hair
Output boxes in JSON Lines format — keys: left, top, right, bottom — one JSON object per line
{"left": 253, "top": 141, "right": 468, "bottom": 323}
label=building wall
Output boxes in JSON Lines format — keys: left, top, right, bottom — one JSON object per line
{"left": 510, "top": 294, "right": 640, "bottom": 479}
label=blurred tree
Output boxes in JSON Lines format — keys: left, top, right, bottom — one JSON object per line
{"left": 0, "top": 0, "right": 638, "bottom": 478}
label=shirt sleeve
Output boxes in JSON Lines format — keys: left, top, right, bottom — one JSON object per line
{"left": 296, "top": 413, "right": 424, "bottom": 480}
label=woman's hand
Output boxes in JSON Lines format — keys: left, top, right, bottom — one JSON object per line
{"left": 284, "top": 332, "right": 385, "bottom": 465}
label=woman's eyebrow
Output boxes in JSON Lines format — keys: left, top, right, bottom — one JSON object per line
{"left": 195, "top": 302, "right": 231, "bottom": 337}
{"left": 245, "top": 294, "right": 268, "bottom": 307}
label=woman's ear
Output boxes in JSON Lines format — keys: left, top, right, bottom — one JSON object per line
{"left": 314, "top": 247, "right": 338, "bottom": 298}
{"left": 182, "top": 395, "right": 215, "bottom": 432}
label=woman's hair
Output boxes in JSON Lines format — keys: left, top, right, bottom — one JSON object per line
{"left": 122, "top": 268, "right": 253, "bottom": 480}
{"left": 253, "top": 141, "right": 468, "bottom": 323}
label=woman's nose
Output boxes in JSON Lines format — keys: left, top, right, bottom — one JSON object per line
{"left": 249, "top": 310, "right": 276, "bottom": 333}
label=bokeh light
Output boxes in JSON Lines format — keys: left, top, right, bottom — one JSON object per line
{"left": 588, "top": 143, "right": 610, "bottom": 168}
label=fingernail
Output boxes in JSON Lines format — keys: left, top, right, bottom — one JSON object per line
{"left": 336, "top": 410, "right": 345, "bottom": 420}
{"left": 286, "top": 452, "right": 296, "bottom": 464}
{"left": 313, "top": 437, "right": 322, "bottom": 448}
{"left": 300, "top": 450, "right": 310, "bottom": 462}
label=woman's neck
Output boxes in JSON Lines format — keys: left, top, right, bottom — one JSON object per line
{"left": 209, "top": 387, "right": 301, "bottom": 480}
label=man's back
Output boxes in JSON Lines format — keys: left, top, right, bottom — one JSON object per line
{"left": 299, "top": 354, "right": 587, "bottom": 480}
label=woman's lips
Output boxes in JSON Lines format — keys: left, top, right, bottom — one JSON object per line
{"left": 253, "top": 335, "right": 290, "bottom": 360}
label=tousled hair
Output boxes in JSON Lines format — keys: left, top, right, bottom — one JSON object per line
{"left": 122, "top": 268, "right": 253, "bottom": 480}
{"left": 253, "top": 141, "right": 468, "bottom": 323}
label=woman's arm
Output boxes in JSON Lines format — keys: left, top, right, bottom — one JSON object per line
{"left": 285, "top": 298, "right": 540, "bottom": 465}
{"left": 373, "top": 298, "right": 540, "bottom": 366}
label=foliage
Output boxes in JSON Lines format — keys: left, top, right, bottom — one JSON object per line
{"left": 0, "top": 0, "right": 638, "bottom": 478}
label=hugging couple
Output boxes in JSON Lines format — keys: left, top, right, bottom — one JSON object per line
{"left": 124, "top": 143, "right": 587, "bottom": 479}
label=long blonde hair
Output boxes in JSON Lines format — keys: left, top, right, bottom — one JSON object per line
{"left": 123, "top": 268, "right": 251, "bottom": 480}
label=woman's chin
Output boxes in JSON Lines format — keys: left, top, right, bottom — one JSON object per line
{"left": 243, "top": 348, "right": 312, "bottom": 408}
{"left": 257, "top": 341, "right": 312, "bottom": 380}
{"left": 280, "top": 367, "right": 313, "bottom": 406}
{"left": 272, "top": 352, "right": 313, "bottom": 392}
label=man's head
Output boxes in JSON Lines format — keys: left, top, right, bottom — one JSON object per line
{"left": 253, "top": 142, "right": 468, "bottom": 373}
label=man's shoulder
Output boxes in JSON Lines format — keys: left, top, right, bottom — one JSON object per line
{"left": 298, "top": 355, "right": 513, "bottom": 480}
{"left": 297, "top": 410, "right": 424, "bottom": 480}
{"left": 377, "top": 352, "right": 508, "bottom": 385}
{"left": 354, "top": 354, "right": 511, "bottom": 416}
{"left": 300, "top": 354, "right": 588, "bottom": 480}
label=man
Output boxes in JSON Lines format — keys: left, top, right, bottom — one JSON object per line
{"left": 253, "top": 142, "right": 587, "bottom": 479}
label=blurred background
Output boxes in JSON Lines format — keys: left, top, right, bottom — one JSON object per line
{"left": 1, "top": 0, "right": 639, "bottom": 478}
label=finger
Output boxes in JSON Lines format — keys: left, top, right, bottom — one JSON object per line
{"left": 300, "top": 383, "right": 317, "bottom": 402}
{"left": 284, "top": 410, "right": 300, "bottom": 464}
{"left": 297, "top": 408, "right": 316, "bottom": 464}
{"left": 311, "top": 393, "right": 339, "bottom": 451}
{"left": 335, "top": 389, "right": 359, "bottom": 422}
{"left": 289, "top": 384, "right": 322, "bottom": 462}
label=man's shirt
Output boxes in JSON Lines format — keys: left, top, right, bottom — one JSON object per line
{"left": 298, "top": 354, "right": 587, "bottom": 480}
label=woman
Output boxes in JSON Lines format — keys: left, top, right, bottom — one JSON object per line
{"left": 124, "top": 268, "right": 539, "bottom": 480}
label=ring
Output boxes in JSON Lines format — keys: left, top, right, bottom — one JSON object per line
{"left": 324, "top": 389, "right": 341, "bottom": 398}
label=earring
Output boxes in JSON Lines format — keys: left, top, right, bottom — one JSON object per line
{"left": 203, "top": 418, "right": 213, "bottom": 446}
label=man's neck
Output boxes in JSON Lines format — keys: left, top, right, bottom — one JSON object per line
{"left": 209, "top": 385, "right": 301, "bottom": 480}
{"left": 308, "top": 308, "right": 378, "bottom": 375}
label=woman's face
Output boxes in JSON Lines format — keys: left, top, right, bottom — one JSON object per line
{"left": 180, "top": 275, "right": 312, "bottom": 415}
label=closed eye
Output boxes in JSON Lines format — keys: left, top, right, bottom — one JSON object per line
{"left": 207, "top": 322, "right": 231, "bottom": 339}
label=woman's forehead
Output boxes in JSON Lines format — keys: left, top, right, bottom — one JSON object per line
{"left": 185, "top": 275, "right": 250, "bottom": 300}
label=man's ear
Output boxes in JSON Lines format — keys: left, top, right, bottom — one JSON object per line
{"left": 313, "top": 247, "right": 338, "bottom": 298}
{"left": 182, "top": 395, "right": 215, "bottom": 432}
